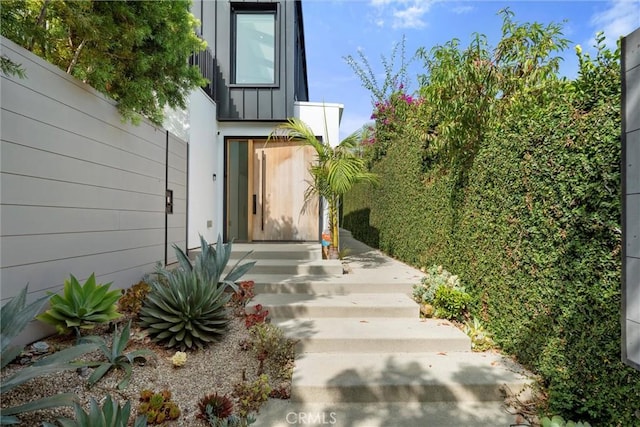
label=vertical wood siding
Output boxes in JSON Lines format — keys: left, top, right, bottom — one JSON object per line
{"left": 0, "top": 37, "right": 187, "bottom": 343}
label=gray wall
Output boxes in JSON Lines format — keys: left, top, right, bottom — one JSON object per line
{"left": 622, "top": 27, "right": 640, "bottom": 370}
{"left": 1, "top": 37, "right": 186, "bottom": 344}
{"left": 193, "top": 0, "right": 308, "bottom": 121}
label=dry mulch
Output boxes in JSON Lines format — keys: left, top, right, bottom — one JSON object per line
{"left": 1, "top": 309, "right": 288, "bottom": 427}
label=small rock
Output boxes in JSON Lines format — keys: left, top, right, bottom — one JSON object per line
{"left": 31, "top": 341, "right": 50, "bottom": 354}
{"left": 76, "top": 366, "right": 90, "bottom": 377}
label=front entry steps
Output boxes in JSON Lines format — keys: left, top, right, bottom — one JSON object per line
{"left": 241, "top": 234, "right": 534, "bottom": 426}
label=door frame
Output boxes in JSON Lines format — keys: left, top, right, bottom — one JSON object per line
{"left": 224, "top": 136, "right": 321, "bottom": 242}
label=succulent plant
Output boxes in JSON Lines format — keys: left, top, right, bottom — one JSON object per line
{"left": 1, "top": 285, "right": 99, "bottom": 425}
{"left": 139, "top": 268, "right": 231, "bottom": 350}
{"left": 137, "top": 388, "right": 180, "bottom": 425}
{"left": 41, "top": 395, "right": 147, "bottom": 427}
{"left": 82, "top": 321, "right": 156, "bottom": 390}
{"left": 173, "top": 234, "right": 256, "bottom": 293}
{"left": 36, "top": 273, "right": 122, "bottom": 336}
{"left": 140, "top": 234, "right": 254, "bottom": 350}
{"left": 197, "top": 393, "right": 234, "bottom": 421}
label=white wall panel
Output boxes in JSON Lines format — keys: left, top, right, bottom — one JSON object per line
{"left": 187, "top": 90, "right": 219, "bottom": 247}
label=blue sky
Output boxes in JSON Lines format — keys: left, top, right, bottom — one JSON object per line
{"left": 301, "top": 0, "right": 640, "bottom": 139}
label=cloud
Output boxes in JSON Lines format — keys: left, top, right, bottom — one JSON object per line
{"left": 451, "top": 5, "right": 473, "bottom": 15}
{"left": 589, "top": 0, "right": 640, "bottom": 47}
{"left": 369, "top": 0, "right": 434, "bottom": 30}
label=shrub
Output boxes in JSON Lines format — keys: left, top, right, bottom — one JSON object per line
{"left": 343, "top": 18, "right": 638, "bottom": 425}
{"left": 42, "top": 395, "right": 147, "bottom": 427}
{"left": 412, "top": 265, "right": 461, "bottom": 306}
{"left": 248, "top": 323, "right": 296, "bottom": 381}
{"left": 433, "top": 285, "right": 471, "bottom": 321}
{"left": 36, "top": 274, "right": 122, "bottom": 336}
{"left": 232, "top": 374, "right": 270, "bottom": 421}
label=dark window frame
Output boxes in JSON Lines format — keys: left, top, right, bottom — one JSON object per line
{"left": 231, "top": 3, "right": 279, "bottom": 88}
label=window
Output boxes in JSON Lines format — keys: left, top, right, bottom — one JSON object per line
{"left": 233, "top": 7, "right": 276, "bottom": 85}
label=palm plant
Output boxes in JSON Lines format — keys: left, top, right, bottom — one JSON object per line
{"left": 269, "top": 118, "right": 378, "bottom": 251}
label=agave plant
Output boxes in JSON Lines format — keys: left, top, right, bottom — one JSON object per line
{"left": 139, "top": 269, "right": 232, "bottom": 350}
{"left": 173, "top": 234, "right": 256, "bottom": 292}
{"left": 82, "top": 321, "right": 156, "bottom": 390}
{"left": 1, "top": 286, "right": 99, "bottom": 425}
{"left": 36, "top": 274, "right": 122, "bottom": 337}
{"left": 139, "top": 235, "right": 255, "bottom": 350}
{"left": 42, "top": 395, "right": 147, "bottom": 427}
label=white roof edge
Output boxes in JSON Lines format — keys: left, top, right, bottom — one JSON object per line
{"left": 295, "top": 101, "right": 345, "bottom": 109}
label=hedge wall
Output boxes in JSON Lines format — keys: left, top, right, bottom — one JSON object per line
{"left": 344, "top": 78, "right": 640, "bottom": 425}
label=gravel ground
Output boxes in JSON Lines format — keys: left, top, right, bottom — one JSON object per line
{"left": 1, "top": 312, "right": 288, "bottom": 426}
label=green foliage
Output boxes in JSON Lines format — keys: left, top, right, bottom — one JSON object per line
{"left": 270, "top": 118, "right": 378, "bottom": 249}
{"left": 0, "top": 55, "right": 25, "bottom": 78}
{"left": 36, "top": 274, "right": 122, "bottom": 336}
{"left": 1, "top": 286, "right": 48, "bottom": 370}
{"left": 82, "top": 321, "right": 155, "bottom": 390}
{"left": 248, "top": 323, "right": 296, "bottom": 381}
{"left": 232, "top": 374, "right": 270, "bottom": 421}
{"left": 415, "top": 8, "right": 569, "bottom": 166}
{"left": 433, "top": 285, "right": 471, "bottom": 321}
{"left": 343, "top": 11, "right": 638, "bottom": 425}
{"left": 0, "top": 286, "right": 99, "bottom": 425}
{"left": 174, "top": 234, "right": 256, "bottom": 294}
{"left": 137, "top": 389, "right": 180, "bottom": 425}
{"left": 118, "top": 281, "right": 151, "bottom": 317}
{"left": 343, "top": 35, "right": 411, "bottom": 105}
{"left": 412, "top": 265, "right": 461, "bottom": 305}
{"left": 42, "top": 395, "right": 147, "bottom": 427}
{"left": 138, "top": 268, "right": 230, "bottom": 350}
{"left": 139, "top": 234, "right": 254, "bottom": 350}
{"left": 540, "top": 415, "right": 592, "bottom": 427}
{"left": 0, "top": 0, "right": 206, "bottom": 125}
{"left": 463, "top": 317, "right": 495, "bottom": 352}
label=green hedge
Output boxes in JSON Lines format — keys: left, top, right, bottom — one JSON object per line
{"left": 344, "top": 80, "right": 639, "bottom": 426}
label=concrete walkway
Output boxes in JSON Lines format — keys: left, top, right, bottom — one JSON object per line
{"left": 237, "top": 230, "right": 533, "bottom": 426}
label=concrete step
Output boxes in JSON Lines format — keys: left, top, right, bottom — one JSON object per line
{"left": 290, "top": 351, "right": 533, "bottom": 404}
{"left": 257, "top": 399, "right": 523, "bottom": 426}
{"left": 272, "top": 318, "right": 471, "bottom": 353}
{"left": 226, "top": 259, "right": 343, "bottom": 276}
{"left": 245, "top": 276, "right": 415, "bottom": 296}
{"left": 231, "top": 242, "right": 322, "bottom": 261}
{"left": 249, "top": 293, "right": 419, "bottom": 319}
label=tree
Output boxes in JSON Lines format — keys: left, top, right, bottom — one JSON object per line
{"left": 270, "top": 118, "right": 378, "bottom": 252}
{"left": 0, "top": 0, "right": 206, "bottom": 125}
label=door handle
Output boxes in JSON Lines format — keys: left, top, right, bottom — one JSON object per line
{"left": 261, "top": 152, "right": 266, "bottom": 231}
{"left": 253, "top": 194, "right": 257, "bottom": 215}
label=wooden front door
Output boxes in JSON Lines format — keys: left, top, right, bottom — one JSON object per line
{"left": 226, "top": 139, "right": 319, "bottom": 242}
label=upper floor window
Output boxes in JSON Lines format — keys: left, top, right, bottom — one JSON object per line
{"left": 233, "top": 5, "right": 277, "bottom": 85}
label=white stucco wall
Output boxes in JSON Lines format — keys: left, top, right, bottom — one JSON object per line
{"left": 294, "top": 101, "right": 344, "bottom": 147}
{"left": 187, "top": 90, "right": 220, "bottom": 248}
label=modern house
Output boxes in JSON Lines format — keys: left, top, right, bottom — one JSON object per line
{"left": 168, "top": 0, "right": 343, "bottom": 248}
{"left": 0, "top": 0, "right": 342, "bottom": 344}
